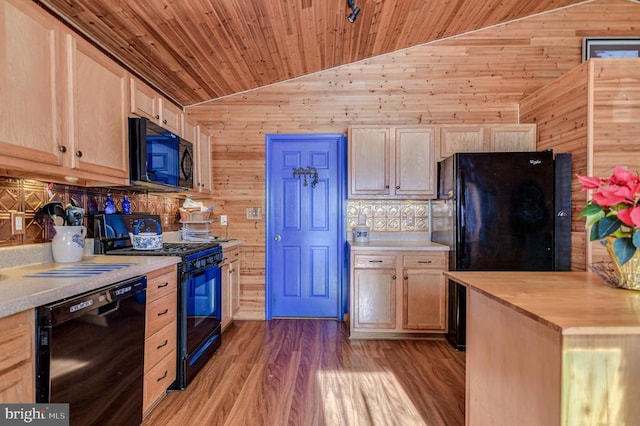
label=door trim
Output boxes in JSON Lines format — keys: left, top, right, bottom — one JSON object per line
{"left": 265, "top": 133, "right": 347, "bottom": 320}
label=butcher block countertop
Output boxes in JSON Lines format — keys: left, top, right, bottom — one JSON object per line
{"left": 444, "top": 271, "right": 640, "bottom": 334}
{"left": 445, "top": 271, "right": 640, "bottom": 426}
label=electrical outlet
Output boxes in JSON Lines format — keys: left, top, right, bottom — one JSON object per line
{"left": 10, "top": 211, "right": 25, "bottom": 235}
{"left": 220, "top": 215, "right": 228, "bottom": 226}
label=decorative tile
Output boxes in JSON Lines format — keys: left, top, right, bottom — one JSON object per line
{"left": 373, "top": 218, "right": 386, "bottom": 231}
{"left": 0, "top": 177, "right": 185, "bottom": 247}
{"left": 387, "top": 218, "right": 401, "bottom": 230}
{"left": 387, "top": 204, "right": 401, "bottom": 217}
{"left": 416, "top": 218, "right": 428, "bottom": 231}
{"left": 415, "top": 203, "right": 429, "bottom": 217}
{"left": 373, "top": 202, "right": 387, "bottom": 217}
{"left": 402, "top": 204, "right": 415, "bottom": 217}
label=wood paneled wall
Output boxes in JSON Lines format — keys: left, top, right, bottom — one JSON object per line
{"left": 521, "top": 59, "right": 640, "bottom": 270}
{"left": 187, "top": 0, "right": 640, "bottom": 318}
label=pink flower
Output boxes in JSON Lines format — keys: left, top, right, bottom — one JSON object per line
{"left": 618, "top": 206, "right": 640, "bottom": 227}
{"left": 608, "top": 166, "right": 637, "bottom": 186}
{"left": 576, "top": 174, "right": 602, "bottom": 190}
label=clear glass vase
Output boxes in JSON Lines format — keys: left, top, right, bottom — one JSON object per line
{"left": 605, "top": 238, "right": 640, "bottom": 290}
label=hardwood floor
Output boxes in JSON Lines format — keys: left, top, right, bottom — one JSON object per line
{"left": 143, "top": 320, "right": 465, "bottom": 426}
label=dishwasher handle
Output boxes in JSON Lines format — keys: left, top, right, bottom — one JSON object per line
{"left": 98, "top": 300, "right": 120, "bottom": 317}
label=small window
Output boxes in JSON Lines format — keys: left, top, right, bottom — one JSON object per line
{"left": 582, "top": 37, "right": 640, "bottom": 62}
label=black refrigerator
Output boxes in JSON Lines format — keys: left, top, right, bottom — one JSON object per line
{"left": 431, "top": 151, "right": 572, "bottom": 350}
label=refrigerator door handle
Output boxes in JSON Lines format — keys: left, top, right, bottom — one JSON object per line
{"left": 458, "top": 171, "right": 466, "bottom": 264}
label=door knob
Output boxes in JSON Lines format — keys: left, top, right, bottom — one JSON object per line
{"left": 274, "top": 235, "right": 282, "bottom": 241}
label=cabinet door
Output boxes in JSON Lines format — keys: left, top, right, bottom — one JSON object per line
{"left": 182, "top": 117, "right": 198, "bottom": 144}
{"left": 197, "top": 127, "right": 212, "bottom": 194}
{"left": 349, "top": 127, "right": 391, "bottom": 196}
{"left": 353, "top": 268, "right": 396, "bottom": 329}
{"left": 395, "top": 127, "right": 437, "bottom": 198}
{"left": 488, "top": 124, "right": 536, "bottom": 152}
{"left": 438, "top": 125, "right": 484, "bottom": 160}
{"left": 221, "top": 262, "right": 232, "bottom": 330}
{"left": 67, "top": 34, "right": 128, "bottom": 180}
{"left": 130, "top": 77, "right": 159, "bottom": 122}
{"left": 0, "top": 0, "right": 63, "bottom": 167}
{"left": 159, "top": 98, "right": 182, "bottom": 135}
{"left": 402, "top": 269, "right": 446, "bottom": 331}
{"left": 231, "top": 258, "right": 241, "bottom": 316}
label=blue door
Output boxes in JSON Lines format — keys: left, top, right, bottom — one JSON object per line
{"left": 265, "top": 134, "right": 346, "bottom": 319}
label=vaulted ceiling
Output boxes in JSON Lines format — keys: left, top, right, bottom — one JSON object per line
{"left": 38, "top": 0, "right": 588, "bottom": 106}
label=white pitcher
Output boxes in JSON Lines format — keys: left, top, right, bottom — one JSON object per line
{"left": 51, "top": 225, "right": 87, "bottom": 263}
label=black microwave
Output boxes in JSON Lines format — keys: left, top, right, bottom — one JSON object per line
{"left": 129, "top": 117, "right": 193, "bottom": 192}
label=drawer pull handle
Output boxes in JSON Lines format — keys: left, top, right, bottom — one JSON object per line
{"left": 158, "top": 282, "right": 169, "bottom": 288}
{"left": 157, "top": 371, "right": 168, "bottom": 382}
{"left": 157, "top": 340, "right": 169, "bottom": 349}
{"left": 369, "top": 260, "right": 383, "bottom": 263}
{"left": 417, "top": 260, "right": 432, "bottom": 264}
{"left": 157, "top": 309, "right": 169, "bottom": 316}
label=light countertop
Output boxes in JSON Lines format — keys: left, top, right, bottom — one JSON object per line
{"left": 0, "top": 255, "right": 180, "bottom": 319}
{"left": 348, "top": 240, "right": 449, "bottom": 251}
{"left": 445, "top": 271, "right": 640, "bottom": 334}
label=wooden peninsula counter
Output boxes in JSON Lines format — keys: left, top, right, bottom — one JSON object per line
{"left": 445, "top": 271, "right": 640, "bottom": 426}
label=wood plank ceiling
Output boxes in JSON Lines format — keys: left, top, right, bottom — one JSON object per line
{"left": 37, "top": 0, "right": 588, "bottom": 106}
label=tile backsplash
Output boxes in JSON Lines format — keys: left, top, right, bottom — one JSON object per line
{"left": 0, "top": 177, "right": 183, "bottom": 247}
{"left": 346, "top": 199, "right": 449, "bottom": 233}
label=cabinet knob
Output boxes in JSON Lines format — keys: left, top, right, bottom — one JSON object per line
{"left": 155, "top": 114, "right": 160, "bottom": 119}
{"left": 392, "top": 275, "right": 396, "bottom": 280}
{"left": 75, "top": 151, "right": 83, "bottom": 158}
{"left": 58, "top": 145, "right": 67, "bottom": 153}
{"left": 396, "top": 185, "right": 400, "bottom": 190}
{"left": 385, "top": 185, "right": 390, "bottom": 189}
{"left": 404, "top": 276, "right": 409, "bottom": 280}
{"left": 163, "top": 119, "right": 168, "bottom": 124}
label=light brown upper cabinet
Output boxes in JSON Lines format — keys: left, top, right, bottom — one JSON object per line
{"left": 348, "top": 126, "right": 437, "bottom": 199}
{"left": 438, "top": 124, "right": 536, "bottom": 160}
{"left": 130, "top": 78, "right": 182, "bottom": 136}
{"left": 0, "top": 0, "right": 64, "bottom": 169}
{"left": 65, "top": 33, "right": 129, "bottom": 181}
{"left": 0, "top": 0, "right": 129, "bottom": 185}
{"left": 182, "top": 117, "right": 211, "bottom": 196}
{"left": 196, "top": 126, "right": 212, "bottom": 195}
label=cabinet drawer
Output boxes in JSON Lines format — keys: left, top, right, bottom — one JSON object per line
{"left": 144, "top": 323, "right": 176, "bottom": 374}
{"left": 145, "top": 292, "right": 177, "bottom": 338}
{"left": 0, "top": 362, "right": 34, "bottom": 403}
{"left": 146, "top": 266, "right": 177, "bottom": 302}
{"left": 143, "top": 353, "right": 176, "bottom": 414}
{"left": 354, "top": 255, "right": 396, "bottom": 268}
{"left": 0, "top": 311, "right": 33, "bottom": 372}
{"left": 403, "top": 253, "right": 446, "bottom": 269}
{"left": 222, "top": 247, "right": 239, "bottom": 266}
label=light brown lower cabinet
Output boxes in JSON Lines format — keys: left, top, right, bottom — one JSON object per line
{"left": 143, "top": 265, "right": 178, "bottom": 416}
{"left": 350, "top": 250, "right": 447, "bottom": 338}
{"left": 0, "top": 310, "right": 34, "bottom": 403}
{"left": 221, "top": 246, "right": 241, "bottom": 331}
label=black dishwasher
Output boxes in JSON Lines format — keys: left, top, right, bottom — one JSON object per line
{"left": 36, "top": 276, "right": 147, "bottom": 426}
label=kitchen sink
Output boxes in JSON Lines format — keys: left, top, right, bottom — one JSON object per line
{"left": 25, "top": 263, "right": 135, "bottom": 278}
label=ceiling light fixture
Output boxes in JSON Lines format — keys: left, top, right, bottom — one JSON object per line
{"left": 347, "top": 0, "right": 360, "bottom": 23}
